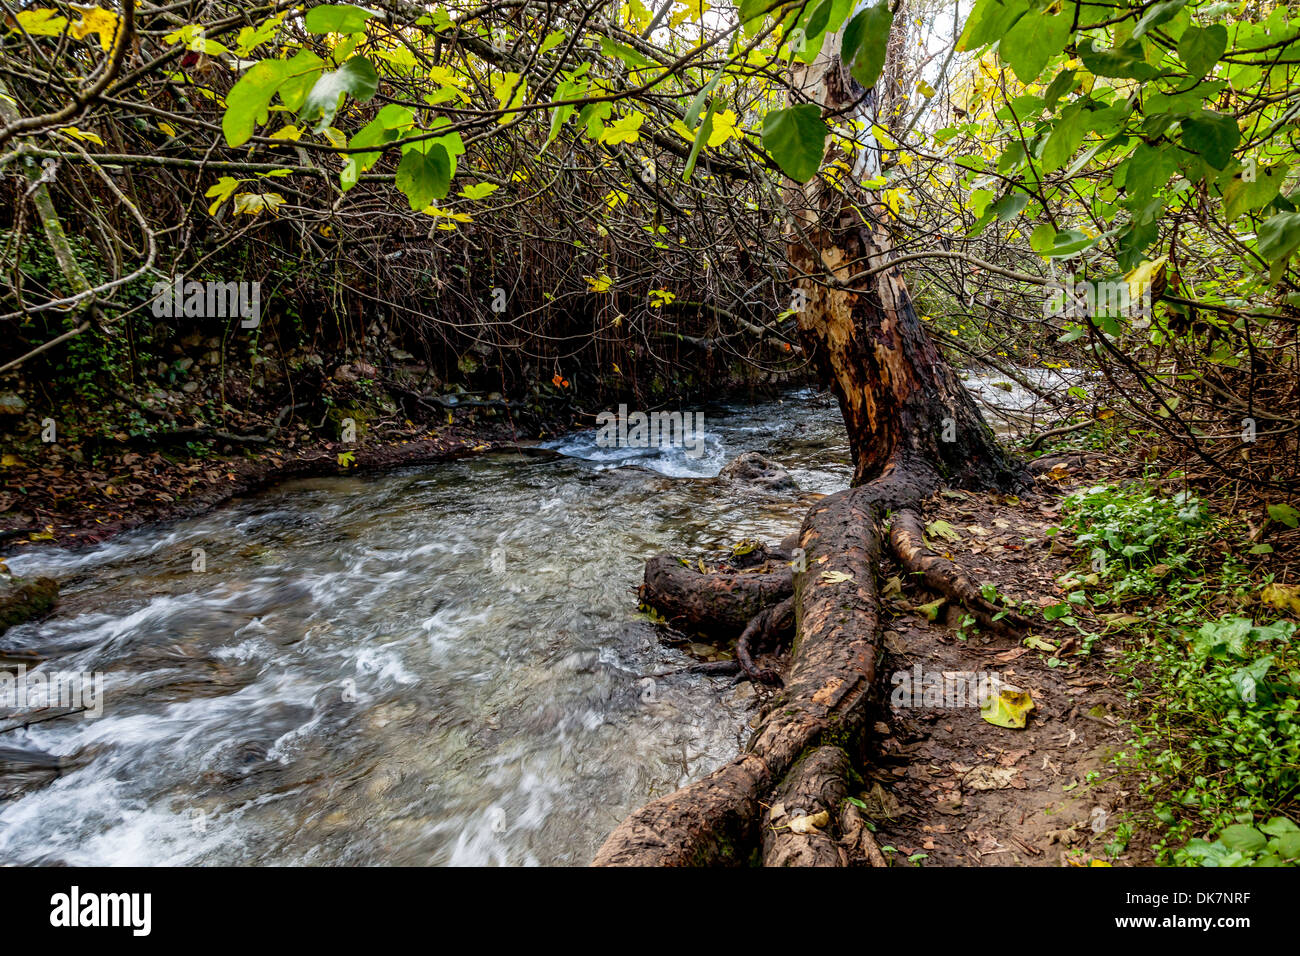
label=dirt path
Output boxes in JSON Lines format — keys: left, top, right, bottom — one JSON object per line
{"left": 861, "top": 470, "right": 1152, "bottom": 866}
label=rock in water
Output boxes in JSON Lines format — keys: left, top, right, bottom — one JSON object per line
{"left": 718, "top": 452, "right": 799, "bottom": 494}
{"left": 0, "top": 576, "right": 59, "bottom": 635}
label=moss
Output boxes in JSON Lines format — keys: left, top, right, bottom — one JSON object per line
{"left": 0, "top": 576, "right": 59, "bottom": 634}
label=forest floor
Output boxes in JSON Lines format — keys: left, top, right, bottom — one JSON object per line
{"left": 0, "top": 415, "right": 529, "bottom": 553}
{"left": 866, "top": 462, "right": 1153, "bottom": 867}
{"left": 709, "top": 446, "right": 1161, "bottom": 866}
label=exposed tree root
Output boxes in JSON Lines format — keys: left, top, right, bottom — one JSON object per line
{"left": 639, "top": 554, "right": 793, "bottom": 637}
{"left": 840, "top": 800, "right": 889, "bottom": 867}
{"left": 594, "top": 488, "right": 883, "bottom": 866}
{"left": 761, "top": 745, "right": 853, "bottom": 866}
{"left": 736, "top": 596, "right": 794, "bottom": 685}
{"left": 889, "top": 508, "right": 1031, "bottom": 632}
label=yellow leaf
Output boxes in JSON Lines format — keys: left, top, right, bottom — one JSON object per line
{"left": 13, "top": 9, "right": 69, "bottom": 37}
{"left": 599, "top": 112, "right": 645, "bottom": 146}
{"left": 787, "top": 809, "right": 829, "bottom": 834}
{"left": 584, "top": 274, "right": 612, "bottom": 293}
{"left": 1124, "top": 256, "right": 1167, "bottom": 305}
{"left": 925, "top": 519, "right": 962, "bottom": 543}
{"left": 204, "top": 176, "right": 240, "bottom": 215}
{"left": 60, "top": 126, "right": 103, "bottom": 146}
{"left": 820, "top": 570, "right": 855, "bottom": 584}
{"left": 707, "top": 109, "right": 740, "bottom": 147}
{"left": 70, "top": 6, "right": 120, "bottom": 51}
{"left": 1262, "top": 583, "right": 1300, "bottom": 616}
{"left": 980, "top": 688, "right": 1035, "bottom": 729}
{"left": 915, "top": 597, "right": 945, "bottom": 621}
{"left": 232, "top": 191, "right": 286, "bottom": 217}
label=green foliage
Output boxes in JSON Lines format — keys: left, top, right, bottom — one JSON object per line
{"left": 761, "top": 104, "right": 828, "bottom": 183}
{"left": 1060, "top": 481, "right": 1300, "bottom": 867}
{"left": 1061, "top": 483, "right": 1211, "bottom": 596}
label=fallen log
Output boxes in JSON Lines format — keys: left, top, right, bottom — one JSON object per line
{"left": 595, "top": 488, "right": 883, "bottom": 865}
{"left": 639, "top": 554, "right": 792, "bottom": 637}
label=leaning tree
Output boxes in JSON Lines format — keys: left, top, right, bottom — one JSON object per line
{"left": 593, "top": 0, "right": 1029, "bottom": 867}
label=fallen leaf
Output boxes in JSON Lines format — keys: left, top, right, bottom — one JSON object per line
{"left": 980, "top": 688, "right": 1035, "bottom": 729}
{"left": 915, "top": 597, "right": 945, "bottom": 621}
{"left": 963, "top": 765, "right": 1020, "bottom": 791}
{"left": 926, "top": 519, "right": 962, "bottom": 543}
{"left": 1262, "top": 583, "right": 1300, "bottom": 616}
{"left": 788, "top": 810, "right": 830, "bottom": 834}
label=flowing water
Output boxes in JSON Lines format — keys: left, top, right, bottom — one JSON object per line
{"left": 0, "top": 372, "right": 1043, "bottom": 866}
{"left": 0, "top": 390, "right": 854, "bottom": 866}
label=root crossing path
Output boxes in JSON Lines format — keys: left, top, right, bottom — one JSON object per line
{"left": 595, "top": 456, "right": 1142, "bottom": 867}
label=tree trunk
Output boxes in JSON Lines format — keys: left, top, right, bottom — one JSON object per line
{"left": 786, "top": 37, "right": 1021, "bottom": 491}
{"left": 594, "top": 22, "right": 1026, "bottom": 869}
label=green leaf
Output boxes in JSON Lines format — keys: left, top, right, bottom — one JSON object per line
{"left": 538, "top": 29, "right": 566, "bottom": 55}
{"left": 842, "top": 1, "right": 893, "bottom": 89}
{"left": 1040, "top": 105, "right": 1088, "bottom": 173}
{"left": 342, "top": 103, "right": 412, "bottom": 190}
{"left": 1120, "top": 143, "right": 1179, "bottom": 206}
{"left": 683, "top": 99, "right": 718, "bottom": 183}
{"left": 542, "top": 73, "right": 589, "bottom": 152}
{"left": 737, "top": 0, "right": 770, "bottom": 34}
{"left": 599, "top": 36, "right": 653, "bottom": 70}
{"left": 957, "top": 0, "right": 1029, "bottom": 52}
{"left": 793, "top": 0, "right": 853, "bottom": 63}
{"left": 302, "top": 56, "right": 379, "bottom": 131}
{"left": 1218, "top": 824, "right": 1267, "bottom": 854}
{"left": 991, "top": 191, "right": 1029, "bottom": 222}
{"left": 222, "top": 59, "right": 290, "bottom": 147}
{"left": 1178, "top": 24, "right": 1227, "bottom": 77}
{"left": 303, "top": 4, "right": 376, "bottom": 34}
{"left": 395, "top": 143, "right": 451, "bottom": 210}
{"left": 1256, "top": 212, "right": 1300, "bottom": 265}
{"left": 1224, "top": 162, "right": 1287, "bottom": 220}
{"left": 1078, "top": 38, "right": 1163, "bottom": 80}
{"left": 999, "top": 11, "right": 1070, "bottom": 84}
{"left": 1030, "top": 223, "right": 1057, "bottom": 254}
{"left": 1267, "top": 502, "right": 1300, "bottom": 528}
{"left": 275, "top": 50, "right": 327, "bottom": 113}
{"left": 1180, "top": 110, "right": 1239, "bottom": 170}
{"left": 1133, "top": 0, "right": 1189, "bottom": 38}
{"left": 1042, "top": 68, "right": 1076, "bottom": 111}
{"left": 761, "top": 104, "right": 828, "bottom": 183}
{"left": 1043, "top": 228, "right": 1096, "bottom": 258}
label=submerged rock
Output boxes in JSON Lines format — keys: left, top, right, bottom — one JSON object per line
{"left": 0, "top": 576, "right": 59, "bottom": 635}
{"left": 718, "top": 452, "right": 799, "bottom": 494}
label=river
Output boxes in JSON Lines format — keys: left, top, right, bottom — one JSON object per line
{"left": 0, "top": 389, "right": 855, "bottom": 865}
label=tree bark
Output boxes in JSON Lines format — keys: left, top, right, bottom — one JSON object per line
{"left": 594, "top": 21, "right": 1026, "bottom": 869}
{"left": 785, "top": 36, "right": 1022, "bottom": 491}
